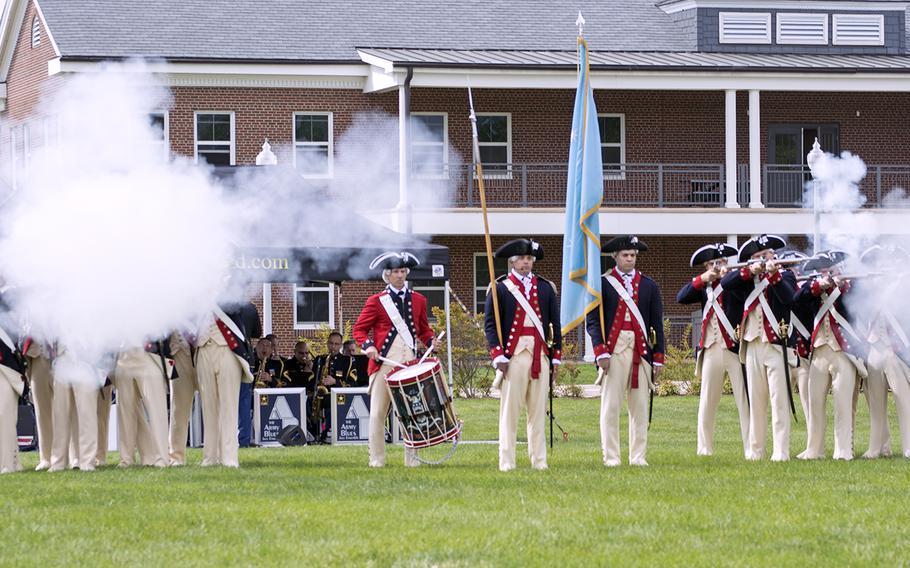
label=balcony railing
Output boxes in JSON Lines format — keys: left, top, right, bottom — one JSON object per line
{"left": 762, "top": 164, "right": 910, "bottom": 208}
{"left": 409, "top": 162, "right": 910, "bottom": 208}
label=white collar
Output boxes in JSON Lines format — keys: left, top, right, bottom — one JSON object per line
{"left": 387, "top": 283, "right": 408, "bottom": 295}
{"left": 618, "top": 269, "right": 636, "bottom": 279}
{"left": 511, "top": 269, "right": 533, "bottom": 281}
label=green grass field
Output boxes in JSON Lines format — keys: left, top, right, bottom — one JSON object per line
{"left": 3, "top": 395, "right": 910, "bottom": 567}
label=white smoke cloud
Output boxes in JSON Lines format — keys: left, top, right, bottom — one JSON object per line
{"left": 0, "top": 61, "right": 462, "bottom": 383}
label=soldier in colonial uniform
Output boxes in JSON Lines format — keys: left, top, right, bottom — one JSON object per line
{"left": 794, "top": 250, "right": 865, "bottom": 460}
{"left": 485, "top": 239, "right": 561, "bottom": 472}
{"left": 113, "top": 339, "right": 174, "bottom": 467}
{"left": 353, "top": 252, "right": 435, "bottom": 468}
{"left": 48, "top": 350, "right": 104, "bottom": 472}
{"left": 586, "top": 235, "right": 663, "bottom": 467}
{"left": 0, "top": 288, "right": 26, "bottom": 474}
{"left": 856, "top": 245, "right": 908, "bottom": 458}
{"left": 677, "top": 242, "right": 749, "bottom": 456}
{"left": 168, "top": 330, "right": 197, "bottom": 466}
{"left": 24, "top": 340, "right": 54, "bottom": 470}
{"left": 195, "top": 304, "right": 257, "bottom": 467}
{"left": 720, "top": 234, "right": 797, "bottom": 462}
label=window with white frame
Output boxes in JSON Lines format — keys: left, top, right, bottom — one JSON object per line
{"left": 294, "top": 281, "right": 334, "bottom": 329}
{"left": 598, "top": 114, "right": 625, "bottom": 177}
{"left": 473, "top": 253, "right": 509, "bottom": 313}
{"left": 410, "top": 279, "right": 446, "bottom": 321}
{"left": 411, "top": 113, "right": 448, "bottom": 178}
{"left": 293, "top": 112, "right": 332, "bottom": 178}
{"left": 476, "top": 113, "right": 511, "bottom": 176}
{"left": 194, "top": 112, "right": 234, "bottom": 166}
{"left": 147, "top": 112, "right": 169, "bottom": 161}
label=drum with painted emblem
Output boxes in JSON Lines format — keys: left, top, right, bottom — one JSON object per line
{"left": 385, "top": 358, "right": 460, "bottom": 450}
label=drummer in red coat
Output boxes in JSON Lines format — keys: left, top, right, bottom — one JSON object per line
{"left": 353, "top": 252, "right": 435, "bottom": 467}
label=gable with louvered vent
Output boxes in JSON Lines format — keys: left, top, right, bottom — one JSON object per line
{"left": 833, "top": 14, "right": 884, "bottom": 46}
{"left": 776, "top": 13, "right": 828, "bottom": 45}
{"left": 718, "top": 12, "right": 772, "bottom": 44}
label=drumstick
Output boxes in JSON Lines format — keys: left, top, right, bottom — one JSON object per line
{"left": 417, "top": 331, "right": 446, "bottom": 366}
{"left": 378, "top": 355, "right": 407, "bottom": 369}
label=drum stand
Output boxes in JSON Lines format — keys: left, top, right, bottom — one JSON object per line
{"left": 413, "top": 421, "right": 464, "bottom": 466}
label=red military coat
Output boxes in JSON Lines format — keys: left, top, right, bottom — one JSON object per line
{"left": 353, "top": 288, "right": 434, "bottom": 375}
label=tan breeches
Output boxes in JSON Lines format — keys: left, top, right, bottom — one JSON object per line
{"left": 600, "top": 345, "right": 652, "bottom": 464}
{"left": 744, "top": 340, "right": 791, "bottom": 461}
{"left": 867, "top": 347, "right": 910, "bottom": 457}
{"left": 114, "top": 358, "right": 169, "bottom": 467}
{"left": 168, "top": 349, "right": 198, "bottom": 465}
{"left": 0, "top": 367, "right": 22, "bottom": 474}
{"left": 697, "top": 343, "right": 749, "bottom": 456}
{"left": 50, "top": 380, "right": 98, "bottom": 471}
{"left": 368, "top": 338, "right": 417, "bottom": 467}
{"left": 804, "top": 345, "right": 857, "bottom": 460}
{"left": 498, "top": 348, "right": 549, "bottom": 470}
{"left": 196, "top": 344, "right": 242, "bottom": 467}
{"left": 27, "top": 356, "right": 54, "bottom": 466}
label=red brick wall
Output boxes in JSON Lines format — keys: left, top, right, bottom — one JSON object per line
{"left": 3, "top": 1, "right": 64, "bottom": 122}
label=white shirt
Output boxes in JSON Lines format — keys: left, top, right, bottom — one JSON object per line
{"left": 511, "top": 269, "right": 533, "bottom": 298}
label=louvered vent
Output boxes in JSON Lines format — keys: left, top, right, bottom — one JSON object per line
{"left": 31, "top": 17, "right": 40, "bottom": 48}
{"left": 719, "top": 12, "right": 772, "bottom": 44}
{"left": 833, "top": 14, "right": 884, "bottom": 46}
{"left": 777, "top": 13, "right": 828, "bottom": 45}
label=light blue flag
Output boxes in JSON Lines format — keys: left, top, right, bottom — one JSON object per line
{"left": 560, "top": 38, "right": 604, "bottom": 336}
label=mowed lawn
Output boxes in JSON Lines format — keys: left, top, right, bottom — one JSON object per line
{"left": 3, "top": 395, "right": 910, "bottom": 567}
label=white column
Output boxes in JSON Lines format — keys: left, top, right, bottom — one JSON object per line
{"left": 262, "top": 283, "right": 272, "bottom": 335}
{"left": 724, "top": 89, "right": 739, "bottom": 209}
{"left": 727, "top": 234, "right": 738, "bottom": 248}
{"left": 748, "top": 90, "right": 763, "bottom": 208}
{"left": 396, "top": 84, "right": 411, "bottom": 233}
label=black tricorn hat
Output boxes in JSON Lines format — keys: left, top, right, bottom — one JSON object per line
{"left": 368, "top": 251, "right": 420, "bottom": 271}
{"left": 603, "top": 235, "right": 648, "bottom": 253}
{"left": 860, "top": 244, "right": 909, "bottom": 266}
{"left": 690, "top": 243, "right": 738, "bottom": 267}
{"left": 494, "top": 239, "right": 543, "bottom": 260}
{"left": 737, "top": 234, "right": 786, "bottom": 262}
{"left": 804, "top": 250, "right": 849, "bottom": 272}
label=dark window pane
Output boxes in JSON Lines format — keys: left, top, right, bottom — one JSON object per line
{"left": 602, "top": 146, "right": 621, "bottom": 167}
{"left": 213, "top": 123, "right": 230, "bottom": 141}
{"left": 296, "top": 289, "right": 329, "bottom": 323}
{"left": 477, "top": 116, "right": 507, "bottom": 143}
{"left": 197, "top": 121, "right": 213, "bottom": 141}
{"left": 295, "top": 115, "right": 329, "bottom": 143}
{"left": 196, "top": 113, "right": 231, "bottom": 142}
{"left": 295, "top": 146, "right": 329, "bottom": 175}
{"left": 412, "top": 115, "right": 445, "bottom": 143}
{"left": 475, "top": 256, "right": 509, "bottom": 283}
{"left": 479, "top": 146, "right": 507, "bottom": 165}
{"left": 198, "top": 146, "right": 231, "bottom": 165}
{"left": 412, "top": 145, "right": 444, "bottom": 175}
{"left": 149, "top": 114, "right": 165, "bottom": 141}
{"left": 599, "top": 116, "right": 622, "bottom": 144}
{"left": 774, "top": 134, "right": 799, "bottom": 164}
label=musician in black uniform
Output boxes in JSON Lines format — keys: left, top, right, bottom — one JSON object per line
{"left": 677, "top": 242, "right": 749, "bottom": 457}
{"left": 720, "top": 234, "right": 797, "bottom": 461}
{"left": 309, "top": 331, "right": 360, "bottom": 442}
{"left": 283, "top": 340, "right": 314, "bottom": 389}
{"left": 252, "top": 337, "right": 286, "bottom": 389}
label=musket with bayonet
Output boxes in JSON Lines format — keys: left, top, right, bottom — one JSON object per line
{"left": 546, "top": 322, "right": 568, "bottom": 446}
{"left": 727, "top": 257, "right": 806, "bottom": 270}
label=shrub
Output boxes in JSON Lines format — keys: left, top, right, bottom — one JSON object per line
{"left": 431, "top": 305, "right": 492, "bottom": 398}
{"left": 658, "top": 319, "right": 697, "bottom": 396}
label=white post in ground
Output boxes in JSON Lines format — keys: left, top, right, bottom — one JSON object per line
{"left": 262, "top": 283, "right": 272, "bottom": 335}
{"left": 725, "top": 89, "right": 739, "bottom": 208}
{"left": 748, "top": 90, "right": 763, "bottom": 208}
{"left": 444, "top": 281, "right": 454, "bottom": 388}
{"left": 806, "top": 138, "right": 824, "bottom": 254}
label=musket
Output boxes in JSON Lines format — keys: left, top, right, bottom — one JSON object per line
{"left": 545, "top": 323, "right": 569, "bottom": 446}
{"left": 796, "top": 271, "right": 883, "bottom": 282}
{"left": 727, "top": 257, "right": 806, "bottom": 270}
{"left": 469, "top": 87, "right": 505, "bottom": 388}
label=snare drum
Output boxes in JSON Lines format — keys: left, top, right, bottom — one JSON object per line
{"left": 385, "top": 358, "right": 460, "bottom": 449}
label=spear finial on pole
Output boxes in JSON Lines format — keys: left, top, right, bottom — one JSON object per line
{"left": 576, "top": 11, "right": 586, "bottom": 36}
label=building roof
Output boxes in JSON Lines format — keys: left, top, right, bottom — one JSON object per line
{"left": 34, "top": 0, "right": 694, "bottom": 62}
{"left": 358, "top": 47, "right": 910, "bottom": 72}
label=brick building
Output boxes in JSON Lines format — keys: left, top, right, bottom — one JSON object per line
{"left": 1, "top": 0, "right": 909, "bottom": 356}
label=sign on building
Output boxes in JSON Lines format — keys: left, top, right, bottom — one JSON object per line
{"left": 253, "top": 387, "right": 307, "bottom": 447}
